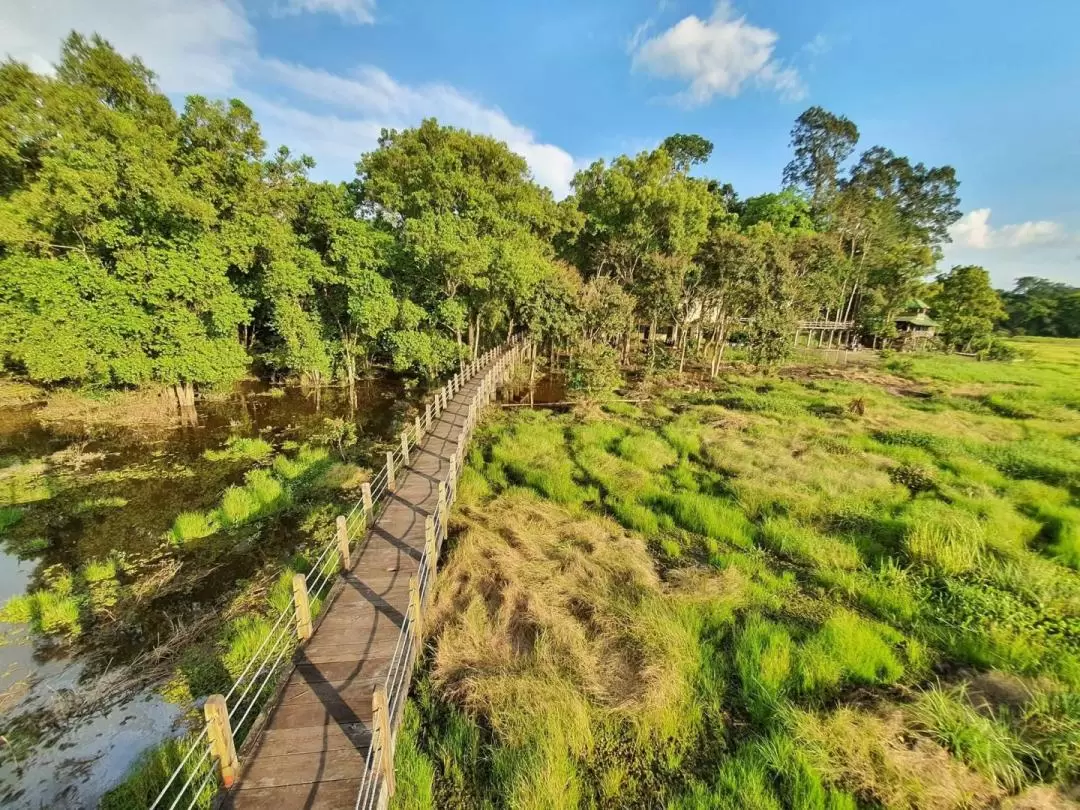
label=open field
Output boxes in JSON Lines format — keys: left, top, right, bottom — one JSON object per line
{"left": 391, "top": 339, "right": 1080, "bottom": 809}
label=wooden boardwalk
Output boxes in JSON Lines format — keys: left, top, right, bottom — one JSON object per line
{"left": 222, "top": 365, "right": 487, "bottom": 810}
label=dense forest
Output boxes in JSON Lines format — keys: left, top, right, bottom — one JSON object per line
{"left": 0, "top": 33, "right": 1069, "bottom": 409}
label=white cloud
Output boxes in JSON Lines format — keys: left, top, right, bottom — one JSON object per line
{"left": 0, "top": 0, "right": 253, "bottom": 93}
{"left": 950, "top": 208, "right": 1065, "bottom": 249}
{"left": 274, "top": 0, "right": 376, "bottom": 25}
{"left": 631, "top": 0, "right": 805, "bottom": 105}
{"left": 0, "top": 0, "right": 580, "bottom": 197}
{"left": 260, "top": 59, "right": 581, "bottom": 197}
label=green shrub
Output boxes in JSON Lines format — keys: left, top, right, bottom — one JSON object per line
{"left": 567, "top": 343, "right": 622, "bottom": 398}
{"left": 889, "top": 462, "right": 937, "bottom": 493}
{"left": 909, "top": 685, "right": 1031, "bottom": 791}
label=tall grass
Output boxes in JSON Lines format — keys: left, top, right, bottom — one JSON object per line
{"left": 909, "top": 685, "right": 1031, "bottom": 792}
{"left": 902, "top": 501, "right": 985, "bottom": 574}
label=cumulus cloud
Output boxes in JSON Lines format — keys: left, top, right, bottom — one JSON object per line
{"left": 0, "top": 0, "right": 253, "bottom": 93}
{"left": 0, "top": 0, "right": 580, "bottom": 197}
{"left": 950, "top": 208, "right": 1065, "bottom": 249}
{"left": 260, "top": 59, "right": 581, "bottom": 197}
{"left": 631, "top": 0, "right": 805, "bottom": 105}
{"left": 274, "top": 0, "right": 376, "bottom": 25}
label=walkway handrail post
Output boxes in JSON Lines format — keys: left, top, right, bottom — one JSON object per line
{"left": 292, "top": 573, "right": 313, "bottom": 640}
{"left": 361, "top": 482, "right": 373, "bottom": 524}
{"left": 437, "top": 483, "right": 447, "bottom": 539}
{"left": 336, "top": 515, "right": 349, "bottom": 571}
{"left": 408, "top": 576, "right": 421, "bottom": 656}
{"left": 400, "top": 430, "right": 409, "bottom": 462}
{"left": 425, "top": 402, "right": 433, "bottom": 431}
{"left": 205, "top": 694, "right": 239, "bottom": 789}
{"left": 386, "top": 450, "right": 396, "bottom": 489}
{"left": 414, "top": 416, "right": 422, "bottom": 444}
{"left": 424, "top": 516, "right": 436, "bottom": 580}
{"left": 372, "top": 685, "right": 395, "bottom": 798}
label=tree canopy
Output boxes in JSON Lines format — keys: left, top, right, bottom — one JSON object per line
{"left": 0, "top": 31, "right": 992, "bottom": 398}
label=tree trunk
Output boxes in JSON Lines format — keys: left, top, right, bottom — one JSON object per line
{"left": 678, "top": 325, "right": 689, "bottom": 374}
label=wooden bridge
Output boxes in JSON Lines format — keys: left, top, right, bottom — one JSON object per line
{"left": 148, "top": 339, "right": 527, "bottom": 810}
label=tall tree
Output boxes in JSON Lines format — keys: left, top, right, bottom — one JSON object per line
{"left": 783, "top": 106, "right": 859, "bottom": 211}
{"left": 660, "top": 133, "right": 714, "bottom": 172}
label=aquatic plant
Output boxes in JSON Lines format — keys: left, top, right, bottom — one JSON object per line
{"left": 203, "top": 435, "right": 273, "bottom": 463}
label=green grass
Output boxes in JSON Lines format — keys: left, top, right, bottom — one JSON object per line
{"left": 0, "top": 505, "right": 22, "bottom": 534}
{"left": 203, "top": 435, "right": 273, "bottom": 463}
{"left": 909, "top": 685, "right": 1031, "bottom": 791}
{"left": 391, "top": 339, "right": 1080, "bottom": 808}
{"left": 169, "top": 510, "right": 218, "bottom": 544}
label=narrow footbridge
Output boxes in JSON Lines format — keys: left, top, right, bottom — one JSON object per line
{"left": 150, "top": 338, "right": 528, "bottom": 810}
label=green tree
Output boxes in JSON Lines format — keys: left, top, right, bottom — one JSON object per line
{"left": 660, "top": 133, "right": 714, "bottom": 172}
{"left": 356, "top": 119, "right": 562, "bottom": 359}
{"left": 783, "top": 106, "right": 860, "bottom": 211}
{"left": 932, "top": 265, "right": 1006, "bottom": 351}
{"left": 740, "top": 189, "right": 815, "bottom": 232}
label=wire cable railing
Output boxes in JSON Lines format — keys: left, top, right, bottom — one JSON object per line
{"left": 147, "top": 338, "right": 526, "bottom": 810}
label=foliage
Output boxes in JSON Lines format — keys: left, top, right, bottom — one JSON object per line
{"left": 932, "top": 265, "right": 1007, "bottom": 351}
{"left": 567, "top": 343, "right": 623, "bottom": 399}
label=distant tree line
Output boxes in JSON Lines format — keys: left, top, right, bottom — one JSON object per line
{"left": 999, "top": 278, "right": 1080, "bottom": 338}
{"left": 0, "top": 33, "right": 1017, "bottom": 405}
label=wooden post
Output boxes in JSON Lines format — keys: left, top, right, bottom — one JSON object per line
{"left": 361, "top": 482, "right": 373, "bottom": 525}
{"left": 386, "top": 450, "right": 396, "bottom": 489}
{"left": 448, "top": 453, "right": 457, "bottom": 487}
{"left": 372, "top": 685, "right": 396, "bottom": 797}
{"left": 425, "top": 402, "right": 433, "bottom": 430}
{"left": 204, "top": 694, "right": 239, "bottom": 789}
{"left": 408, "top": 575, "right": 422, "bottom": 655}
{"left": 441, "top": 386, "right": 448, "bottom": 410}
{"left": 437, "top": 482, "right": 447, "bottom": 536}
{"left": 425, "top": 516, "right": 437, "bottom": 579}
{"left": 292, "top": 573, "right": 312, "bottom": 640}
{"left": 336, "top": 515, "right": 349, "bottom": 572}
{"left": 400, "top": 430, "right": 409, "bottom": 462}
{"left": 414, "top": 415, "right": 422, "bottom": 443}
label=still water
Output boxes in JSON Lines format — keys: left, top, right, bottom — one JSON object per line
{"left": 0, "top": 379, "right": 419, "bottom": 808}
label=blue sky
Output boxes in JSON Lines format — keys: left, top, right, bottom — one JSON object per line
{"left": 3, "top": 0, "right": 1078, "bottom": 287}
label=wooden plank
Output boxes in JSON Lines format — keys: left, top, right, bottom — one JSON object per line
{"left": 224, "top": 779, "right": 363, "bottom": 809}
{"left": 248, "top": 723, "right": 370, "bottom": 756}
{"left": 237, "top": 747, "right": 366, "bottom": 788}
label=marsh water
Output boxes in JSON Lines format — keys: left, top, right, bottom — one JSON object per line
{"left": 0, "top": 378, "right": 420, "bottom": 808}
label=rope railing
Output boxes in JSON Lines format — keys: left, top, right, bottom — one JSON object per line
{"left": 147, "top": 338, "right": 527, "bottom": 810}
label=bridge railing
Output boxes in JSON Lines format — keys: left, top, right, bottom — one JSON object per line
{"left": 354, "top": 338, "right": 528, "bottom": 810}
{"left": 145, "top": 340, "right": 523, "bottom": 810}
